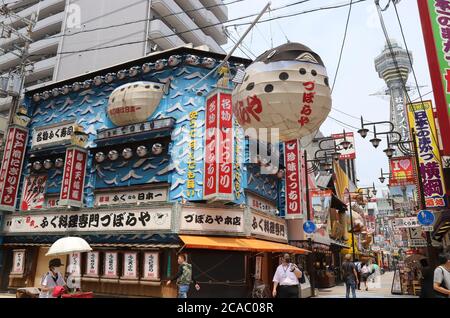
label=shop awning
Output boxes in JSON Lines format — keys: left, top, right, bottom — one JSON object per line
{"left": 179, "top": 235, "right": 310, "bottom": 254}
{"left": 2, "top": 242, "right": 180, "bottom": 249}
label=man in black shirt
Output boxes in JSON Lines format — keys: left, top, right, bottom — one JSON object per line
{"left": 342, "top": 254, "right": 359, "bottom": 298}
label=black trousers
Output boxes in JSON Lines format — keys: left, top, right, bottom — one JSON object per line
{"left": 278, "top": 285, "right": 299, "bottom": 298}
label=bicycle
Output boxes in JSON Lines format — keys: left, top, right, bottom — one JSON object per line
{"left": 251, "top": 279, "right": 271, "bottom": 298}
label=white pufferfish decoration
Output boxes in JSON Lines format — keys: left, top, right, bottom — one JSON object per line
{"left": 232, "top": 43, "right": 332, "bottom": 142}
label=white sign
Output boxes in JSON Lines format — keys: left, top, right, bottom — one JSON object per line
{"left": 422, "top": 226, "right": 434, "bottom": 232}
{"left": 408, "top": 227, "right": 423, "bottom": 240}
{"left": 143, "top": 252, "right": 159, "bottom": 280}
{"left": 67, "top": 252, "right": 81, "bottom": 276}
{"left": 32, "top": 121, "right": 74, "bottom": 149}
{"left": 103, "top": 252, "right": 118, "bottom": 278}
{"left": 180, "top": 208, "right": 244, "bottom": 233}
{"left": 122, "top": 252, "right": 138, "bottom": 279}
{"left": 85, "top": 252, "right": 99, "bottom": 277}
{"left": 394, "top": 217, "right": 420, "bottom": 228}
{"left": 250, "top": 211, "right": 288, "bottom": 242}
{"left": 332, "top": 132, "right": 356, "bottom": 159}
{"left": 97, "top": 118, "right": 174, "bottom": 140}
{"left": 408, "top": 239, "right": 428, "bottom": 248}
{"left": 3, "top": 208, "right": 172, "bottom": 233}
{"left": 247, "top": 194, "right": 276, "bottom": 214}
{"left": 95, "top": 188, "right": 168, "bottom": 207}
{"left": 11, "top": 249, "right": 25, "bottom": 275}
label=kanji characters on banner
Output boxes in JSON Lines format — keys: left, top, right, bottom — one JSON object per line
{"left": 284, "top": 139, "right": 307, "bottom": 219}
{"left": 60, "top": 146, "right": 88, "bottom": 207}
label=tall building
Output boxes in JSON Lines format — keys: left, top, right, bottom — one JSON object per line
{"left": 374, "top": 39, "right": 413, "bottom": 143}
{"left": 0, "top": 0, "right": 228, "bottom": 115}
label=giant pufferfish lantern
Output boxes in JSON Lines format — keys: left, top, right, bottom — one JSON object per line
{"left": 232, "top": 43, "right": 332, "bottom": 142}
{"left": 107, "top": 81, "right": 167, "bottom": 126}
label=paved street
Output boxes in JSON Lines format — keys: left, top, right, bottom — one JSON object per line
{"left": 316, "top": 271, "right": 417, "bottom": 298}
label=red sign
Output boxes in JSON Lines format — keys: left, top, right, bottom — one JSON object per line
{"left": 284, "top": 139, "right": 303, "bottom": 218}
{"left": 389, "top": 156, "right": 416, "bottom": 186}
{"left": 60, "top": 147, "right": 87, "bottom": 207}
{"left": 0, "top": 126, "right": 29, "bottom": 211}
{"left": 204, "top": 89, "right": 234, "bottom": 201}
{"left": 20, "top": 175, "right": 47, "bottom": 211}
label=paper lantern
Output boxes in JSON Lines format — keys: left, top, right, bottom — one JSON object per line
{"left": 107, "top": 81, "right": 164, "bottom": 126}
{"left": 233, "top": 43, "right": 332, "bottom": 142}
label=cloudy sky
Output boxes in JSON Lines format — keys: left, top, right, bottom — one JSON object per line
{"left": 227, "top": 0, "right": 432, "bottom": 191}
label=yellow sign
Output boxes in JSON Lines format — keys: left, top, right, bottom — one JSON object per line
{"left": 407, "top": 101, "right": 446, "bottom": 207}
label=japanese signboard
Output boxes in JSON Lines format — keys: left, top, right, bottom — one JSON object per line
{"left": 408, "top": 227, "right": 424, "bottom": 240}
{"left": 103, "top": 252, "right": 118, "bottom": 278}
{"left": 250, "top": 211, "right": 288, "bottom": 242}
{"left": 0, "top": 126, "right": 28, "bottom": 211}
{"left": 394, "top": 217, "right": 420, "bottom": 229}
{"left": 31, "top": 121, "right": 74, "bottom": 149}
{"left": 389, "top": 156, "right": 416, "bottom": 186}
{"left": 180, "top": 207, "right": 244, "bottom": 233}
{"left": 95, "top": 188, "right": 168, "bottom": 207}
{"left": 247, "top": 193, "right": 276, "bottom": 214}
{"left": 408, "top": 239, "right": 428, "bottom": 248}
{"left": 20, "top": 175, "right": 47, "bottom": 211}
{"left": 204, "top": 89, "right": 234, "bottom": 201}
{"left": 418, "top": 0, "right": 450, "bottom": 155}
{"left": 332, "top": 132, "right": 356, "bottom": 160}
{"left": 97, "top": 118, "right": 174, "bottom": 140}
{"left": 60, "top": 147, "right": 87, "bottom": 207}
{"left": 143, "top": 252, "right": 159, "bottom": 280}
{"left": 3, "top": 208, "right": 172, "bottom": 233}
{"left": 122, "top": 252, "right": 138, "bottom": 280}
{"left": 85, "top": 252, "right": 99, "bottom": 277}
{"left": 310, "top": 189, "right": 332, "bottom": 244}
{"left": 67, "top": 252, "right": 81, "bottom": 276}
{"left": 284, "top": 139, "right": 306, "bottom": 219}
{"left": 407, "top": 101, "right": 446, "bottom": 207}
{"left": 11, "top": 249, "right": 25, "bottom": 275}
{"left": 186, "top": 110, "right": 200, "bottom": 199}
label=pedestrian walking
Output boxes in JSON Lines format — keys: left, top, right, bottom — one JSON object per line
{"left": 166, "top": 254, "right": 200, "bottom": 298}
{"left": 419, "top": 259, "right": 434, "bottom": 298}
{"left": 354, "top": 260, "right": 362, "bottom": 290}
{"left": 342, "top": 254, "right": 358, "bottom": 298}
{"left": 272, "top": 253, "right": 302, "bottom": 298}
{"left": 361, "top": 263, "right": 370, "bottom": 291}
{"left": 433, "top": 248, "right": 450, "bottom": 298}
{"left": 39, "top": 258, "right": 66, "bottom": 298}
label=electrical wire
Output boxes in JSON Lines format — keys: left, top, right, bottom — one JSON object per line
{"left": 331, "top": 0, "right": 353, "bottom": 93}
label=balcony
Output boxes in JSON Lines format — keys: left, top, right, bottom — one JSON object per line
{"left": 199, "top": 0, "right": 228, "bottom": 23}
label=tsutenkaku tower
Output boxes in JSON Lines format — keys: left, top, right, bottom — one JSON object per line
{"left": 374, "top": 39, "right": 413, "bottom": 143}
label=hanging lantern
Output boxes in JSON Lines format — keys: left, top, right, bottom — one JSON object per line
{"left": 117, "top": 70, "right": 127, "bottom": 80}
{"left": 43, "top": 159, "right": 53, "bottom": 170}
{"left": 108, "top": 150, "right": 119, "bottom": 161}
{"left": 151, "top": 143, "right": 163, "bottom": 155}
{"left": 136, "top": 146, "right": 148, "bottom": 158}
{"left": 72, "top": 82, "right": 82, "bottom": 92}
{"left": 105, "top": 73, "right": 116, "bottom": 83}
{"left": 154, "top": 59, "right": 167, "bottom": 71}
{"left": 129, "top": 66, "right": 140, "bottom": 77}
{"left": 142, "top": 63, "right": 152, "bottom": 74}
{"left": 185, "top": 55, "right": 200, "bottom": 66}
{"left": 33, "top": 93, "right": 41, "bottom": 102}
{"left": 83, "top": 80, "right": 92, "bottom": 89}
{"left": 232, "top": 43, "right": 332, "bottom": 142}
{"left": 95, "top": 152, "right": 106, "bottom": 163}
{"left": 62, "top": 85, "right": 71, "bottom": 95}
{"left": 55, "top": 158, "right": 64, "bottom": 168}
{"left": 168, "top": 55, "right": 182, "bottom": 67}
{"left": 94, "top": 76, "right": 104, "bottom": 86}
{"left": 52, "top": 88, "right": 60, "bottom": 97}
{"left": 33, "top": 161, "right": 42, "bottom": 171}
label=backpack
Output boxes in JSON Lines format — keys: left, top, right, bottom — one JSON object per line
{"left": 178, "top": 263, "right": 193, "bottom": 285}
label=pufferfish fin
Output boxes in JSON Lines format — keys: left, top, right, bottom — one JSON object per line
{"left": 296, "top": 52, "right": 319, "bottom": 64}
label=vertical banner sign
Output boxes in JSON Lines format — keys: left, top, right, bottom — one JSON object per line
{"left": 0, "top": 126, "right": 29, "bottom": 211}
{"left": 11, "top": 249, "right": 25, "bottom": 275}
{"left": 332, "top": 132, "right": 356, "bottom": 160}
{"left": 418, "top": 0, "right": 450, "bottom": 155}
{"left": 85, "top": 252, "right": 99, "bottom": 277}
{"left": 67, "top": 252, "right": 81, "bottom": 276}
{"left": 407, "top": 101, "right": 446, "bottom": 207}
{"left": 122, "top": 252, "right": 138, "bottom": 280}
{"left": 284, "top": 140, "right": 303, "bottom": 218}
{"left": 60, "top": 147, "right": 87, "bottom": 207}
{"left": 389, "top": 157, "right": 416, "bottom": 186}
{"left": 143, "top": 252, "right": 159, "bottom": 280}
{"left": 255, "top": 256, "right": 262, "bottom": 280}
{"left": 103, "top": 252, "right": 118, "bottom": 278}
{"left": 204, "top": 89, "right": 234, "bottom": 201}
{"left": 20, "top": 175, "right": 47, "bottom": 211}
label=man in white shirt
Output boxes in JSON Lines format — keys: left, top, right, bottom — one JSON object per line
{"left": 272, "top": 253, "right": 302, "bottom": 298}
{"left": 39, "top": 258, "right": 66, "bottom": 298}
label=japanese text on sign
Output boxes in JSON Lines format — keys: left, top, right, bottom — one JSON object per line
{"left": 251, "top": 212, "right": 288, "bottom": 241}
{"left": 20, "top": 175, "right": 47, "bottom": 211}
{"left": 122, "top": 252, "right": 138, "bottom": 279}
{"left": 95, "top": 188, "right": 167, "bottom": 206}
{"left": 32, "top": 122, "right": 74, "bottom": 149}
{"left": 103, "top": 252, "right": 118, "bottom": 278}
{"left": 143, "top": 252, "right": 159, "bottom": 280}
{"left": 60, "top": 147, "right": 87, "bottom": 207}
{"left": 299, "top": 81, "right": 316, "bottom": 127}
{"left": 85, "top": 252, "right": 99, "bottom": 277}
{"left": 284, "top": 140, "right": 305, "bottom": 218}
{"left": 180, "top": 208, "right": 244, "bottom": 233}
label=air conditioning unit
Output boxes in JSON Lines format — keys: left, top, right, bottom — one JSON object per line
{"left": 7, "top": 73, "right": 21, "bottom": 97}
{"left": 0, "top": 76, "right": 8, "bottom": 98}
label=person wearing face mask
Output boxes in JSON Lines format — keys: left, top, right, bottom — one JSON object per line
{"left": 272, "top": 253, "right": 302, "bottom": 298}
{"left": 39, "top": 258, "right": 67, "bottom": 298}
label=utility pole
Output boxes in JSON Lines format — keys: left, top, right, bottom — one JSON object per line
{"left": 304, "top": 149, "right": 315, "bottom": 297}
